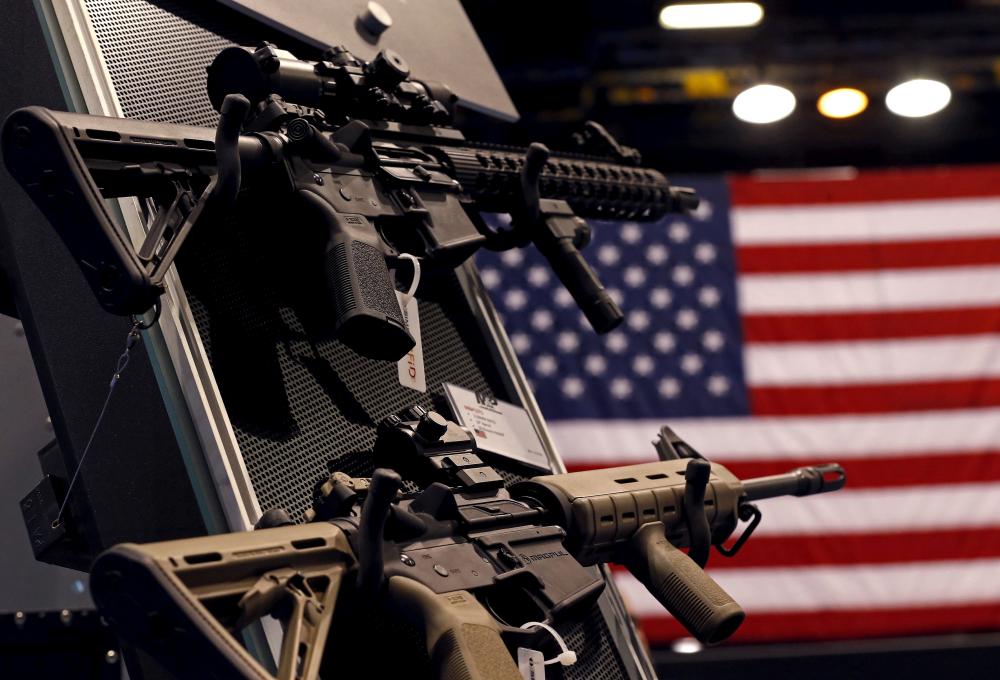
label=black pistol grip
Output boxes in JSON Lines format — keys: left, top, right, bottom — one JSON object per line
{"left": 297, "top": 190, "right": 414, "bottom": 361}
{"left": 625, "top": 522, "right": 745, "bottom": 645}
{"left": 387, "top": 577, "right": 521, "bottom": 680}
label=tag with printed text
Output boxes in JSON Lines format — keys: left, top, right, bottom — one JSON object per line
{"left": 518, "top": 648, "right": 546, "bottom": 680}
{"left": 396, "top": 292, "right": 425, "bottom": 392}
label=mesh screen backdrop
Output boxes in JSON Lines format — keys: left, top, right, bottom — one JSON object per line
{"left": 80, "top": 0, "right": 633, "bottom": 677}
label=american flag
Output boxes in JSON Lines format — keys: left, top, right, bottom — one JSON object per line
{"left": 477, "top": 165, "right": 1000, "bottom": 644}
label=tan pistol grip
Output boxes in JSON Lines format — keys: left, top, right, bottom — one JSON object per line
{"left": 387, "top": 577, "right": 521, "bottom": 680}
{"left": 625, "top": 522, "right": 745, "bottom": 644}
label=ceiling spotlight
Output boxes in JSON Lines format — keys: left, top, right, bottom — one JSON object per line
{"left": 671, "top": 637, "right": 704, "bottom": 654}
{"left": 732, "top": 84, "right": 796, "bottom": 124}
{"left": 659, "top": 3, "right": 764, "bottom": 30}
{"left": 885, "top": 79, "right": 951, "bottom": 118}
{"left": 817, "top": 88, "right": 869, "bottom": 119}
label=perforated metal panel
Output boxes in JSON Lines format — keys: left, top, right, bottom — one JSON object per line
{"left": 172, "top": 207, "right": 513, "bottom": 515}
{"left": 81, "top": 1, "right": 633, "bottom": 678}
{"left": 86, "top": 0, "right": 244, "bottom": 126}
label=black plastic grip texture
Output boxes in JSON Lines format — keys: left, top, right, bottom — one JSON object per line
{"left": 625, "top": 522, "right": 745, "bottom": 644}
{"left": 325, "top": 238, "right": 413, "bottom": 359}
{"left": 297, "top": 190, "right": 415, "bottom": 361}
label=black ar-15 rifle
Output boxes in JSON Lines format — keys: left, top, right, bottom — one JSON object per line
{"left": 89, "top": 408, "right": 845, "bottom": 680}
{"left": 2, "top": 42, "right": 696, "bottom": 360}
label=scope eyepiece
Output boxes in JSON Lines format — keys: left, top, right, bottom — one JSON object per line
{"left": 207, "top": 46, "right": 269, "bottom": 113}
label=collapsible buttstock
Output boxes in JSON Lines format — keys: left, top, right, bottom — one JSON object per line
{"left": 1, "top": 105, "right": 271, "bottom": 316}
{"left": 1, "top": 106, "right": 158, "bottom": 314}
{"left": 387, "top": 577, "right": 521, "bottom": 680}
{"left": 90, "top": 523, "right": 355, "bottom": 680}
{"left": 625, "top": 522, "right": 745, "bottom": 644}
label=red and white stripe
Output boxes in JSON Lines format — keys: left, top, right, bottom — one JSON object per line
{"left": 553, "top": 166, "right": 1000, "bottom": 643}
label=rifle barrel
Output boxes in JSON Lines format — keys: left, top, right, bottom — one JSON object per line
{"left": 742, "top": 463, "right": 846, "bottom": 501}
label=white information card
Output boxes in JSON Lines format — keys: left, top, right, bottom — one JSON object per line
{"left": 443, "top": 383, "right": 551, "bottom": 472}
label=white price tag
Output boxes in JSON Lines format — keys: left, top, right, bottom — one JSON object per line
{"left": 443, "top": 383, "right": 551, "bottom": 471}
{"left": 518, "top": 648, "right": 546, "bottom": 680}
{"left": 396, "top": 291, "right": 425, "bottom": 392}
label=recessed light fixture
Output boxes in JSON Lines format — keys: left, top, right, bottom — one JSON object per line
{"left": 817, "top": 88, "right": 869, "bottom": 119}
{"left": 671, "top": 637, "right": 704, "bottom": 654}
{"left": 659, "top": 2, "right": 764, "bottom": 30}
{"left": 733, "top": 84, "right": 796, "bottom": 124}
{"left": 885, "top": 79, "right": 951, "bottom": 118}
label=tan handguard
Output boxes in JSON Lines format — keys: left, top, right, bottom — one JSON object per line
{"left": 386, "top": 576, "right": 522, "bottom": 680}
{"left": 511, "top": 456, "right": 846, "bottom": 645}
{"left": 89, "top": 522, "right": 355, "bottom": 680}
{"left": 513, "top": 458, "right": 747, "bottom": 645}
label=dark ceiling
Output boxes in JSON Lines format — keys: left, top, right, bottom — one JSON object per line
{"left": 460, "top": 1, "right": 1000, "bottom": 172}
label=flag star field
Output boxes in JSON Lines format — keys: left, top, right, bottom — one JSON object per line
{"left": 478, "top": 176, "right": 751, "bottom": 420}
{"left": 477, "top": 165, "right": 1000, "bottom": 643}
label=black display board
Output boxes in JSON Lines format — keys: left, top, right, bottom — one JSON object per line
{"left": 217, "top": 0, "right": 519, "bottom": 120}
{"left": 1, "top": 0, "right": 645, "bottom": 677}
